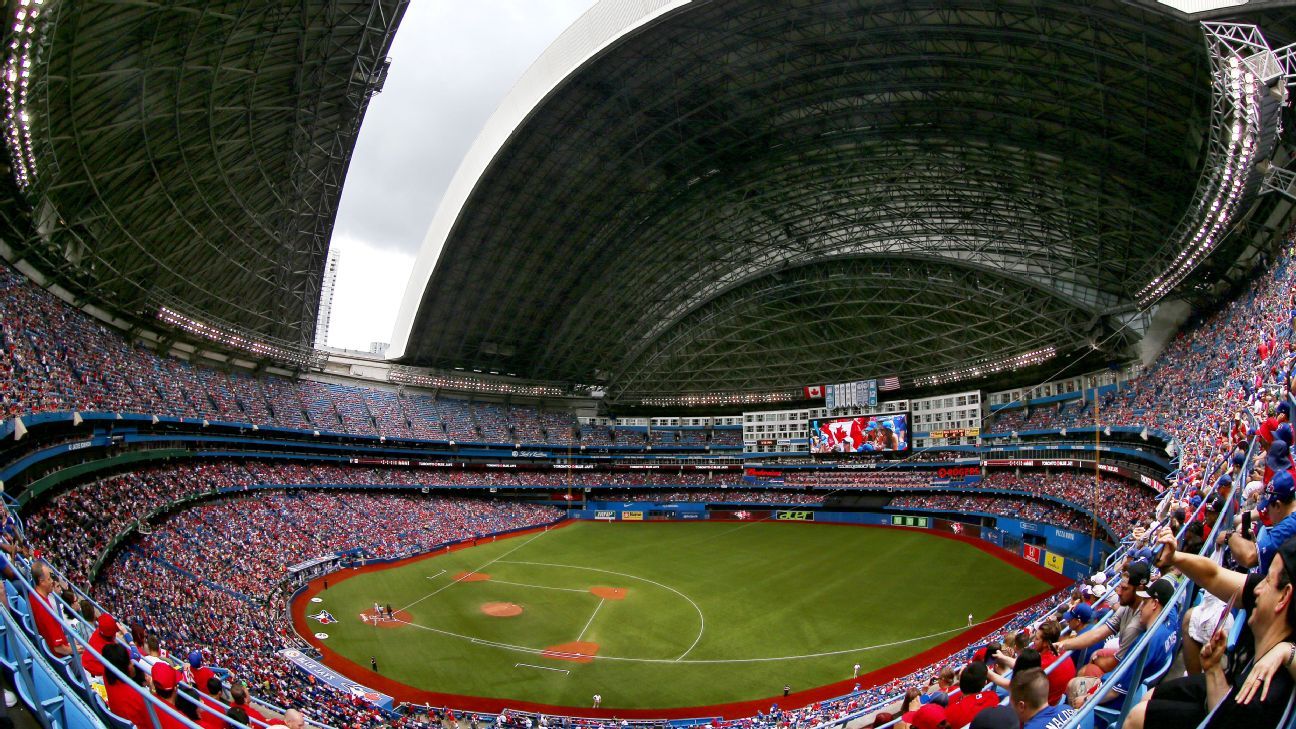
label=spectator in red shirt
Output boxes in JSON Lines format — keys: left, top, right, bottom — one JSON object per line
{"left": 102, "top": 642, "right": 152, "bottom": 729}
{"left": 945, "top": 662, "right": 999, "bottom": 728}
{"left": 1032, "top": 621, "right": 1075, "bottom": 706}
{"left": 198, "top": 676, "right": 229, "bottom": 729}
{"left": 151, "top": 662, "right": 190, "bottom": 729}
{"left": 83, "top": 612, "right": 121, "bottom": 677}
{"left": 28, "top": 561, "right": 70, "bottom": 657}
{"left": 189, "top": 650, "right": 215, "bottom": 692}
{"left": 228, "top": 684, "right": 267, "bottom": 725}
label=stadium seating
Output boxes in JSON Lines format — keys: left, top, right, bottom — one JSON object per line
{"left": 5, "top": 239, "right": 1296, "bottom": 729}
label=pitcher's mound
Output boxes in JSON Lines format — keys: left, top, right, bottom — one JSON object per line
{"left": 542, "top": 641, "right": 599, "bottom": 663}
{"left": 590, "top": 587, "right": 626, "bottom": 600}
{"left": 359, "top": 608, "right": 411, "bottom": 628}
{"left": 455, "top": 571, "right": 491, "bottom": 582}
{"left": 481, "top": 602, "right": 523, "bottom": 617}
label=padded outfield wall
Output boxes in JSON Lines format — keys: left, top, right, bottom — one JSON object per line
{"left": 569, "top": 504, "right": 1099, "bottom": 582}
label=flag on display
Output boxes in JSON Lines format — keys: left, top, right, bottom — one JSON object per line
{"left": 878, "top": 376, "right": 901, "bottom": 391}
{"left": 803, "top": 385, "right": 824, "bottom": 398}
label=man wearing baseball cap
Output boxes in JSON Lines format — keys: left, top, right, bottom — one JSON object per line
{"left": 1230, "top": 470, "right": 1296, "bottom": 574}
{"left": 1054, "top": 561, "right": 1150, "bottom": 675}
{"left": 81, "top": 612, "right": 121, "bottom": 677}
{"left": 1265, "top": 439, "right": 1295, "bottom": 487}
{"left": 150, "top": 662, "right": 189, "bottom": 729}
{"left": 1259, "top": 401, "right": 1289, "bottom": 448}
{"left": 900, "top": 702, "right": 947, "bottom": 729}
{"left": 1062, "top": 603, "right": 1100, "bottom": 668}
{"left": 1103, "top": 579, "right": 1178, "bottom": 706}
{"left": 1123, "top": 529, "right": 1296, "bottom": 728}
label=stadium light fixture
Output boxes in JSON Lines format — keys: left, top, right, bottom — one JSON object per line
{"left": 388, "top": 367, "right": 567, "bottom": 398}
{"left": 156, "top": 306, "right": 317, "bottom": 367}
{"left": 638, "top": 390, "right": 798, "bottom": 408}
{"left": 2, "top": 0, "right": 44, "bottom": 189}
{"left": 911, "top": 346, "right": 1057, "bottom": 388}
{"left": 1135, "top": 22, "right": 1281, "bottom": 308}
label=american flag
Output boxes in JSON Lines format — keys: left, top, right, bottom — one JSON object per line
{"left": 878, "top": 376, "right": 901, "bottom": 391}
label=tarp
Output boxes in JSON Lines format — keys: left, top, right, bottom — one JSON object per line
{"left": 278, "top": 649, "right": 394, "bottom": 711}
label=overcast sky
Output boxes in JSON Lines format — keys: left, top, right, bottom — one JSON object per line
{"left": 325, "top": 0, "right": 598, "bottom": 352}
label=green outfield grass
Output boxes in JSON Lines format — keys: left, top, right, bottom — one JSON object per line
{"left": 305, "top": 521, "right": 1053, "bottom": 710}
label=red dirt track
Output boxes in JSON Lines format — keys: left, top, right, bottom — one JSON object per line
{"left": 290, "top": 519, "right": 1070, "bottom": 719}
{"left": 541, "top": 641, "right": 600, "bottom": 663}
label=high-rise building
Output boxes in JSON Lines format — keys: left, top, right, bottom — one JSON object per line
{"left": 315, "top": 248, "right": 341, "bottom": 345}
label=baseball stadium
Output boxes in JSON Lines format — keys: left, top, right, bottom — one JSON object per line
{"left": 0, "top": 1, "right": 1295, "bottom": 729}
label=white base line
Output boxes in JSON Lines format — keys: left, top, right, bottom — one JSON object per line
{"left": 491, "top": 578, "right": 587, "bottom": 593}
{"left": 515, "top": 663, "right": 569, "bottom": 674}
{"left": 576, "top": 599, "right": 605, "bottom": 642}
{"left": 398, "top": 531, "right": 549, "bottom": 613}
{"left": 425, "top": 570, "right": 446, "bottom": 581}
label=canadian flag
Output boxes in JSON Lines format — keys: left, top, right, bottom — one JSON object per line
{"left": 804, "top": 385, "right": 824, "bottom": 399}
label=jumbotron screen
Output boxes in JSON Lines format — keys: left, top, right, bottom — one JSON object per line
{"left": 808, "top": 413, "right": 909, "bottom": 454}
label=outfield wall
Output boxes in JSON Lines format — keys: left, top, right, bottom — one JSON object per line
{"left": 569, "top": 504, "right": 1096, "bottom": 581}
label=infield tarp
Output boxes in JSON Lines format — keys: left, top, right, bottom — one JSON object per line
{"left": 279, "top": 648, "right": 395, "bottom": 710}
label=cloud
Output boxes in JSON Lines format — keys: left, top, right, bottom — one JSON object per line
{"left": 333, "top": 1, "right": 598, "bottom": 257}
{"left": 324, "top": 235, "right": 412, "bottom": 351}
{"left": 328, "top": 1, "right": 597, "bottom": 352}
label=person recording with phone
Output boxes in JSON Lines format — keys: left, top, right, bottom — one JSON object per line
{"left": 1121, "top": 527, "right": 1296, "bottom": 728}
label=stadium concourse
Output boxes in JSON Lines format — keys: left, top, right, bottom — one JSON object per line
{"left": 0, "top": 227, "right": 1288, "bottom": 729}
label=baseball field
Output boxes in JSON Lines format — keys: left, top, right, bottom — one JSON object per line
{"left": 294, "top": 520, "right": 1064, "bottom": 715}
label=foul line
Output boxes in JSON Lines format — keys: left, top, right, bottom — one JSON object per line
{"left": 490, "top": 578, "right": 588, "bottom": 594}
{"left": 577, "top": 599, "right": 605, "bottom": 641}
{"left": 516, "top": 663, "right": 569, "bottom": 674}
{"left": 394, "top": 615, "right": 995, "bottom": 664}
{"left": 397, "top": 531, "right": 549, "bottom": 613}
{"left": 499, "top": 559, "right": 706, "bottom": 661}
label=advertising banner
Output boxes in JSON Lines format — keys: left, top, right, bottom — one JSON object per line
{"left": 622, "top": 511, "right": 644, "bottom": 521}
{"left": 1044, "top": 552, "right": 1065, "bottom": 573}
{"left": 1023, "top": 544, "right": 1041, "bottom": 563}
{"left": 595, "top": 510, "right": 617, "bottom": 521}
{"left": 774, "top": 510, "right": 815, "bottom": 521}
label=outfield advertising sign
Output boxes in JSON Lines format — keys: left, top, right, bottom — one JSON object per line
{"left": 890, "top": 515, "right": 929, "bottom": 528}
{"left": 595, "top": 510, "right": 617, "bottom": 521}
{"left": 774, "top": 510, "right": 815, "bottom": 521}
{"left": 1044, "top": 551, "right": 1065, "bottom": 573}
{"left": 279, "top": 649, "right": 394, "bottom": 710}
{"left": 622, "top": 511, "right": 644, "bottom": 521}
{"left": 1023, "top": 544, "right": 1042, "bottom": 563}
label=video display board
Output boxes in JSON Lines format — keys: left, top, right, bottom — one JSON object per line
{"left": 808, "top": 413, "right": 909, "bottom": 454}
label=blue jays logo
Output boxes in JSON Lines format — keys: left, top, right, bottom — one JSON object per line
{"left": 308, "top": 610, "right": 336, "bottom": 624}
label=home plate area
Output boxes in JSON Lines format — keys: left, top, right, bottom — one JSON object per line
{"left": 359, "top": 607, "right": 411, "bottom": 628}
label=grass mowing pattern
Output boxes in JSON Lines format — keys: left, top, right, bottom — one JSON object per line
{"left": 306, "top": 521, "right": 1052, "bottom": 710}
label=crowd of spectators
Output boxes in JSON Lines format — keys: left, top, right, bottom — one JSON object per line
{"left": 980, "top": 472, "right": 1157, "bottom": 537}
{"left": 10, "top": 238, "right": 1296, "bottom": 728}
{"left": 617, "top": 490, "right": 824, "bottom": 504}
{"left": 889, "top": 493, "right": 1100, "bottom": 534}
{"left": 22, "top": 459, "right": 744, "bottom": 585}
{"left": 780, "top": 471, "right": 933, "bottom": 489}
{"left": 89, "top": 490, "right": 560, "bottom": 729}
{"left": 1, "top": 265, "right": 751, "bottom": 451}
